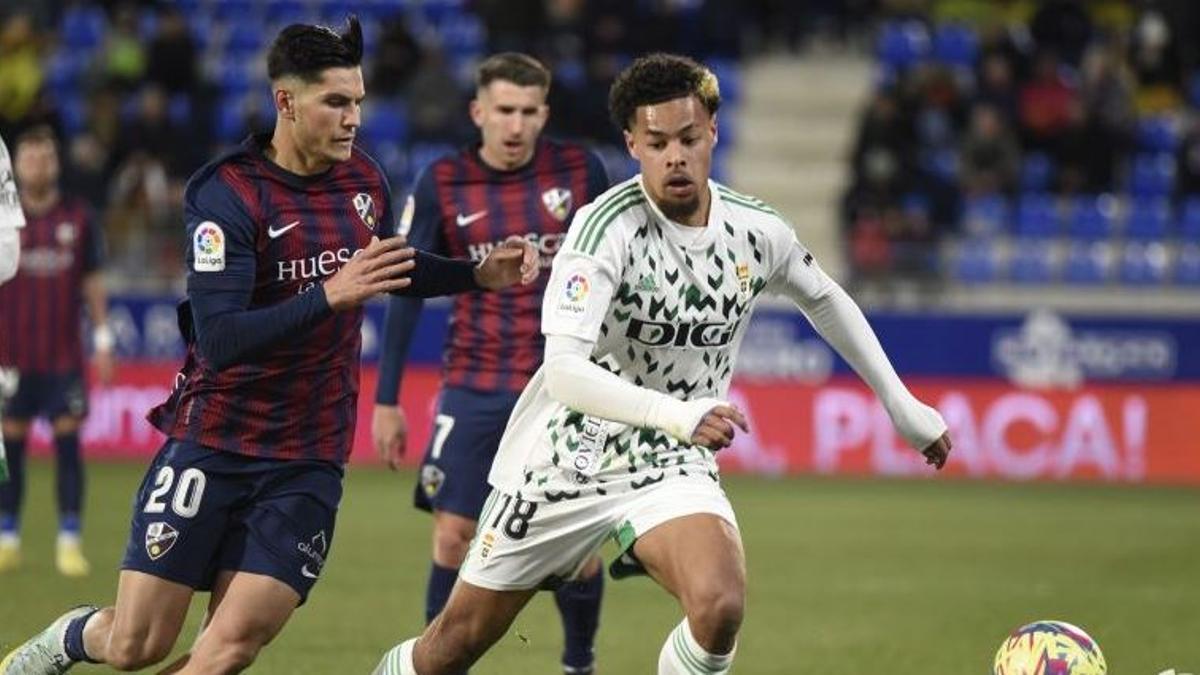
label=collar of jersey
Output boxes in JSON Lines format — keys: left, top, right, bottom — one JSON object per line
{"left": 638, "top": 175, "right": 722, "bottom": 249}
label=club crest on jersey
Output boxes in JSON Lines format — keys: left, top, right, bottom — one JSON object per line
{"left": 541, "top": 187, "right": 572, "bottom": 222}
{"left": 56, "top": 222, "right": 77, "bottom": 246}
{"left": 736, "top": 263, "right": 751, "bottom": 299}
{"left": 353, "top": 192, "right": 376, "bottom": 230}
{"left": 193, "top": 221, "right": 225, "bottom": 272}
{"left": 145, "top": 522, "right": 179, "bottom": 560}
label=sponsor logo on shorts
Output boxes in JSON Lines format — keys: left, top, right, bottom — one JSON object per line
{"left": 298, "top": 530, "right": 328, "bottom": 579}
{"left": 145, "top": 521, "right": 179, "bottom": 560}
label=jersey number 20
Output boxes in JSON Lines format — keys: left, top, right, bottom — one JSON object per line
{"left": 144, "top": 467, "right": 207, "bottom": 518}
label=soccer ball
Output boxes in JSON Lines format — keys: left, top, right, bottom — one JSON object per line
{"left": 993, "top": 620, "right": 1107, "bottom": 675}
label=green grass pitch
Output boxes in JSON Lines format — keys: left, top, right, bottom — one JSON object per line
{"left": 1, "top": 460, "right": 1198, "bottom": 673}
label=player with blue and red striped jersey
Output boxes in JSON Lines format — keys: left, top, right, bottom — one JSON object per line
{"left": 1, "top": 19, "right": 537, "bottom": 675}
{"left": 372, "top": 53, "right": 609, "bottom": 674}
{"left": 0, "top": 125, "right": 113, "bottom": 579}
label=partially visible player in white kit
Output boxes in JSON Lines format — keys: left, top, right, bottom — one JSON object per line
{"left": 376, "top": 53, "right": 953, "bottom": 675}
{"left": 0, "top": 133, "right": 27, "bottom": 483}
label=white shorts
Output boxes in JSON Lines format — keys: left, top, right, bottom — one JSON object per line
{"left": 459, "top": 473, "right": 739, "bottom": 591}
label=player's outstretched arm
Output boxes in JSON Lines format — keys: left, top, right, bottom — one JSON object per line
{"left": 323, "top": 236, "right": 417, "bottom": 309}
{"left": 775, "top": 245, "right": 950, "bottom": 468}
{"left": 542, "top": 335, "right": 748, "bottom": 451}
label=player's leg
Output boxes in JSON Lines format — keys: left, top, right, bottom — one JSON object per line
{"left": 160, "top": 570, "right": 300, "bottom": 674}
{"left": 621, "top": 476, "right": 745, "bottom": 674}
{"left": 553, "top": 554, "right": 604, "bottom": 674}
{"left": 49, "top": 373, "right": 90, "bottom": 577}
{"left": 378, "top": 488, "right": 613, "bottom": 675}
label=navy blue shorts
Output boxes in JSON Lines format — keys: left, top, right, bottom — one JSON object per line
{"left": 0, "top": 370, "right": 87, "bottom": 420}
{"left": 121, "top": 439, "right": 343, "bottom": 604}
{"left": 413, "top": 386, "right": 520, "bottom": 520}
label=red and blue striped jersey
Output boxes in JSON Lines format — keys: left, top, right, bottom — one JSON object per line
{"left": 148, "top": 135, "right": 394, "bottom": 464}
{"left": 381, "top": 138, "right": 608, "bottom": 396}
{"left": 0, "top": 197, "right": 101, "bottom": 374}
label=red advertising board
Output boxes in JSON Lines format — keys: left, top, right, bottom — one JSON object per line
{"left": 21, "top": 365, "right": 1200, "bottom": 485}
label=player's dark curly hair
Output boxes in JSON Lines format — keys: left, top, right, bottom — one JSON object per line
{"left": 267, "top": 16, "right": 363, "bottom": 82}
{"left": 608, "top": 53, "right": 721, "bottom": 132}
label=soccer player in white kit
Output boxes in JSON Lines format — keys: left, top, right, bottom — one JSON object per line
{"left": 375, "top": 53, "right": 953, "bottom": 675}
{"left": 1, "top": 132, "right": 27, "bottom": 482}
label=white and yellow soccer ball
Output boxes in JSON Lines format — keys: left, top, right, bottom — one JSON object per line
{"left": 993, "top": 620, "right": 1107, "bottom": 675}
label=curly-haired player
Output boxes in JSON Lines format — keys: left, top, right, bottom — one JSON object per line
{"left": 375, "top": 51, "right": 953, "bottom": 675}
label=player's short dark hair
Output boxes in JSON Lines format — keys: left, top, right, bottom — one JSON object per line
{"left": 267, "top": 16, "right": 363, "bottom": 82}
{"left": 476, "top": 52, "right": 551, "bottom": 90}
{"left": 608, "top": 53, "right": 721, "bottom": 132}
{"left": 13, "top": 124, "right": 58, "bottom": 150}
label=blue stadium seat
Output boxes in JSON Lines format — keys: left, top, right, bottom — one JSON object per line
{"left": 1062, "top": 242, "right": 1111, "bottom": 285}
{"left": 876, "top": 20, "right": 930, "bottom": 70}
{"left": 1119, "top": 242, "right": 1169, "bottom": 285}
{"left": 1176, "top": 244, "right": 1200, "bottom": 285}
{"left": 1015, "top": 194, "right": 1058, "bottom": 238}
{"left": 1179, "top": 197, "right": 1200, "bottom": 242}
{"left": 1067, "top": 194, "right": 1117, "bottom": 241}
{"left": 60, "top": 5, "right": 107, "bottom": 51}
{"left": 408, "top": 142, "right": 456, "bottom": 176}
{"left": 58, "top": 95, "right": 88, "bottom": 136}
{"left": 138, "top": 8, "right": 159, "bottom": 41}
{"left": 168, "top": 94, "right": 193, "bottom": 126}
{"left": 1136, "top": 115, "right": 1180, "bottom": 154}
{"left": 318, "top": 0, "right": 356, "bottom": 25}
{"left": 43, "top": 51, "right": 83, "bottom": 98}
{"left": 216, "top": 62, "right": 256, "bottom": 98}
{"left": 224, "top": 23, "right": 266, "bottom": 55}
{"left": 932, "top": 23, "right": 978, "bottom": 68}
{"left": 951, "top": 237, "right": 1001, "bottom": 284}
{"left": 961, "top": 194, "right": 1009, "bottom": 236}
{"left": 1019, "top": 152, "right": 1054, "bottom": 192}
{"left": 1125, "top": 198, "right": 1172, "bottom": 241}
{"left": 213, "top": 0, "right": 257, "bottom": 21}
{"left": 440, "top": 14, "right": 485, "bottom": 59}
{"left": 264, "top": 0, "right": 309, "bottom": 25}
{"left": 371, "top": 140, "right": 410, "bottom": 186}
{"left": 361, "top": 103, "right": 409, "bottom": 145}
{"left": 1009, "top": 238, "right": 1055, "bottom": 284}
{"left": 417, "top": 0, "right": 467, "bottom": 26}
{"left": 174, "top": 0, "right": 203, "bottom": 19}
{"left": 1127, "top": 153, "right": 1176, "bottom": 198}
{"left": 188, "top": 14, "right": 213, "bottom": 51}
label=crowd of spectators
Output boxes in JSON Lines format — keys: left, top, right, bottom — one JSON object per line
{"left": 844, "top": 0, "right": 1200, "bottom": 287}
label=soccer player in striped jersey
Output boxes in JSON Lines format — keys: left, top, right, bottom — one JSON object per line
{"left": 372, "top": 53, "right": 609, "bottom": 674}
{"left": 375, "top": 54, "right": 952, "bottom": 675}
{"left": 0, "top": 131, "right": 26, "bottom": 486}
{"left": 0, "top": 125, "right": 113, "bottom": 578}
{"left": 1, "top": 19, "right": 536, "bottom": 675}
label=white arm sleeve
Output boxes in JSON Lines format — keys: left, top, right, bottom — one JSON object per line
{"left": 543, "top": 335, "right": 727, "bottom": 443}
{"left": 0, "top": 227, "right": 19, "bottom": 284}
{"left": 771, "top": 243, "right": 946, "bottom": 450}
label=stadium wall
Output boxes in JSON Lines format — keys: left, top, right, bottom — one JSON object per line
{"left": 21, "top": 296, "right": 1200, "bottom": 485}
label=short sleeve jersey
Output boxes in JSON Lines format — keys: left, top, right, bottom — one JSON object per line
{"left": 488, "top": 176, "right": 815, "bottom": 500}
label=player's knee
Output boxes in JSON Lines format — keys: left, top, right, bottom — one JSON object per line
{"left": 432, "top": 522, "right": 475, "bottom": 566}
{"left": 685, "top": 584, "right": 745, "bottom": 646}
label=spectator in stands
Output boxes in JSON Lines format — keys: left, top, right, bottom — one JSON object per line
{"left": 1018, "top": 50, "right": 1079, "bottom": 152}
{"left": 976, "top": 51, "right": 1020, "bottom": 125}
{"left": 960, "top": 103, "right": 1019, "bottom": 196}
{"left": 1177, "top": 115, "right": 1200, "bottom": 198}
{"left": 1062, "top": 43, "right": 1134, "bottom": 192}
{"left": 1029, "top": 0, "right": 1092, "bottom": 67}
{"left": 1129, "top": 6, "right": 1183, "bottom": 113}
{"left": 403, "top": 47, "right": 466, "bottom": 142}
{"left": 0, "top": 13, "right": 44, "bottom": 135}
{"left": 144, "top": 7, "right": 199, "bottom": 98}
{"left": 370, "top": 15, "right": 423, "bottom": 98}
{"left": 99, "top": 3, "right": 145, "bottom": 91}
{"left": 851, "top": 88, "right": 916, "bottom": 193}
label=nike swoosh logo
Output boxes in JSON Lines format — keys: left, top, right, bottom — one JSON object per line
{"left": 301, "top": 564, "right": 320, "bottom": 579}
{"left": 456, "top": 210, "right": 488, "bottom": 227}
{"left": 268, "top": 220, "right": 300, "bottom": 239}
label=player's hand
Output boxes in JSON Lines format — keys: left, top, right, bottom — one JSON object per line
{"left": 323, "top": 236, "right": 416, "bottom": 311}
{"left": 474, "top": 236, "right": 539, "bottom": 290}
{"left": 92, "top": 350, "right": 115, "bottom": 385}
{"left": 691, "top": 404, "right": 749, "bottom": 451}
{"left": 922, "top": 432, "right": 952, "bottom": 470}
{"left": 372, "top": 404, "right": 409, "bottom": 470}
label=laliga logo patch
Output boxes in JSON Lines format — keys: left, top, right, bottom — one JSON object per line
{"left": 193, "top": 222, "right": 225, "bottom": 272}
{"left": 541, "top": 187, "right": 572, "bottom": 222}
{"left": 353, "top": 192, "right": 376, "bottom": 230}
{"left": 556, "top": 273, "right": 589, "bottom": 317}
{"left": 145, "top": 521, "right": 179, "bottom": 560}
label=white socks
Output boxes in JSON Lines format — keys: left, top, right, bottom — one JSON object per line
{"left": 658, "top": 619, "right": 736, "bottom": 674}
{"left": 374, "top": 639, "right": 418, "bottom": 675}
